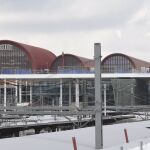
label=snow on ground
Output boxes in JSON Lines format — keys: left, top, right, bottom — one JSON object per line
{"left": 1, "top": 120, "right": 150, "bottom": 149}
{"left": 0, "top": 115, "right": 87, "bottom": 127}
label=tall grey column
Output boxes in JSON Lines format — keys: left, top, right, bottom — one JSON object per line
{"left": 69, "top": 81, "right": 72, "bottom": 106}
{"left": 4, "top": 79, "right": 6, "bottom": 108}
{"left": 75, "top": 79, "right": 79, "bottom": 108}
{"left": 104, "top": 84, "right": 107, "bottom": 116}
{"left": 94, "top": 43, "right": 103, "bottom": 149}
{"left": 15, "top": 80, "right": 18, "bottom": 105}
{"left": 59, "top": 79, "right": 63, "bottom": 106}
{"left": 19, "top": 81, "right": 22, "bottom": 104}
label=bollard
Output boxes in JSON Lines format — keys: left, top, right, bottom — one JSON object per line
{"left": 72, "top": 137, "right": 77, "bottom": 150}
{"left": 140, "top": 141, "right": 143, "bottom": 150}
{"left": 124, "top": 129, "right": 129, "bottom": 143}
{"left": 120, "top": 146, "right": 123, "bottom": 150}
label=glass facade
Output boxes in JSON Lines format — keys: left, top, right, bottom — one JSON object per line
{"left": 102, "top": 55, "right": 134, "bottom": 73}
{"left": 50, "top": 55, "right": 83, "bottom": 73}
{"left": 0, "top": 44, "right": 32, "bottom": 74}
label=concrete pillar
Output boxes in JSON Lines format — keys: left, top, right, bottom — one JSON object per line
{"left": 4, "top": 79, "right": 6, "bottom": 108}
{"left": 131, "top": 86, "right": 134, "bottom": 106}
{"left": 19, "top": 81, "right": 22, "bottom": 104}
{"left": 52, "top": 99, "right": 54, "bottom": 107}
{"left": 69, "top": 81, "right": 72, "bottom": 106}
{"left": 104, "top": 84, "right": 107, "bottom": 116}
{"left": 30, "top": 84, "right": 32, "bottom": 105}
{"left": 75, "top": 79, "right": 79, "bottom": 108}
{"left": 15, "top": 80, "right": 18, "bottom": 105}
{"left": 25, "top": 81, "right": 28, "bottom": 102}
{"left": 94, "top": 43, "right": 103, "bottom": 149}
{"left": 83, "top": 80, "right": 87, "bottom": 107}
{"left": 59, "top": 79, "right": 63, "bottom": 106}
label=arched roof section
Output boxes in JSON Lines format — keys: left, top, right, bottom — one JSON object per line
{"left": 77, "top": 56, "right": 94, "bottom": 67}
{"left": 102, "top": 53, "right": 150, "bottom": 73}
{"left": 102, "top": 53, "right": 136, "bottom": 68}
{"left": 0, "top": 40, "right": 56, "bottom": 70}
{"left": 50, "top": 53, "right": 94, "bottom": 72}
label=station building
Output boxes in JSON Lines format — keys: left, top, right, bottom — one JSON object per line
{"left": 0, "top": 40, "right": 150, "bottom": 107}
{"left": 0, "top": 40, "right": 56, "bottom": 74}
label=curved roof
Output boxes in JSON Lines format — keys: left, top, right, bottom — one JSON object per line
{"left": 76, "top": 55, "right": 94, "bottom": 67}
{"left": 0, "top": 40, "right": 56, "bottom": 70}
{"left": 50, "top": 53, "right": 94, "bottom": 71}
{"left": 102, "top": 53, "right": 150, "bottom": 69}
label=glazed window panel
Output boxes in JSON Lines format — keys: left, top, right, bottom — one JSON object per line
{"left": 0, "top": 44, "right": 32, "bottom": 74}
{"left": 102, "top": 55, "right": 134, "bottom": 73}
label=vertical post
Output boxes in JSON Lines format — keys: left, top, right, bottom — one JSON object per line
{"left": 104, "top": 84, "right": 107, "bottom": 116}
{"left": 75, "top": 79, "right": 79, "bottom": 108}
{"left": 116, "top": 79, "right": 119, "bottom": 106}
{"left": 59, "top": 79, "right": 63, "bottom": 106}
{"left": 140, "top": 141, "right": 143, "bottom": 150}
{"left": 25, "top": 81, "right": 27, "bottom": 102}
{"left": 72, "top": 137, "right": 77, "bottom": 150}
{"left": 30, "top": 84, "right": 32, "bottom": 105}
{"left": 4, "top": 79, "right": 7, "bottom": 109}
{"left": 69, "top": 80, "right": 72, "bottom": 106}
{"left": 124, "top": 129, "right": 129, "bottom": 143}
{"left": 52, "top": 99, "right": 55, "bottom": 107}
{"left": 39, "top": 84, "right": 43, "bottom": 106}
{"left": 15, "top": 80, "right": 18, "bottom": 106}
{"left": 19, "top": 81, "right": 22, "bottom": 104}
{"left": 83, "top": 80, "right": 87, "bottom": 107}
{"left": 94, "top": 43, "right": 103, "bottom": 149}
{"left": 131, "top": 85, "right": 134, "bottom": 106}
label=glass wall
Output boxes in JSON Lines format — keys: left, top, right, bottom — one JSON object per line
{"left": 0, "top": 44, "right": 32, "bottom": 74}
{"left": 102, "top": 55, "right": 134, "bottom": 73}
{"left": 50, "top": 55, "right": 83, "bottom": 73}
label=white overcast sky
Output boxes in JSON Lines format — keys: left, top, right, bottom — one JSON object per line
{"left": 0, "top": 0, "right": 150, "bottom": 61}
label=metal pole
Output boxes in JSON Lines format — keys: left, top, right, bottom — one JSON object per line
{"left": 94, "top": 43, "right": 103, "bottom": 149}
{"left": 59, "top": 79, "right": 63, "bottom": 106}
{"left": 30, "top": 84, "right": 32, "bottom": 105}
{"left": 104, "top": 84, "right": 107, "bottom": 116}
{"left": 25, "top": 81, "right": 27, "bottom": 102}
{"left": 83, "top": 80, "right": 87, "bottom": 107}
{"left": 131, "top": 85, "right": 134, "bottom": 106}
{"left": 69, "top": 80, "right": 72, "bottom": 106}
{"left": 4, "top": 79, "right": 6, "bottom": 109}
{"left": 15, "top": 80, "right": 18, "bottom": 106}
{"left": 75, "top": 79, "right": 79, "bottom": 108}
{"left": 19, "top": 81, "right": 22, "bottom": 104}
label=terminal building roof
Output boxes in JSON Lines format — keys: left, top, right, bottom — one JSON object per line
{"left": 50, "top": 53, "right": 94, "bottom": 73}
{"left": 0, "top": 40, "right": 56, "bottom": 70}
{"left": 102, "top": 53, "right": 150, "bottom": 73}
